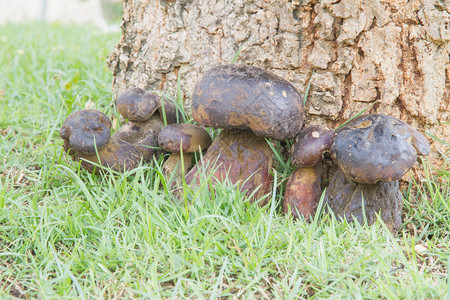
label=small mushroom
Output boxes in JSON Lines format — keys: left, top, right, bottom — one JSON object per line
{"left": 113, "top": 114, "right": 164, "bottom": 162}
{"left": 60, "top": 109, "right": 141, "bottom": 173}
{"left": 325, "top": 114, "right": 430, "bottom": 233}
{"left": 116, "top": 88, "right": 160, "bottom": 122}
{"left": 158, "top": 123, "right": 211, "bottom": 177}
{"left": 283, "top": 126, "right": 334, "bottom": 220}
{"left": 158, "top": 97, "right": 180, "bottom": 125}
{"left": 187, "top": 64, "right": 305, "bottom": 203}
{"left": 60, "top": 109, "right": 112, "bottom": 156}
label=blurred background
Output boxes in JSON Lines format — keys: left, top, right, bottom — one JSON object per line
{"left": 0, "top": 0, "right": 123, "bottom": 31}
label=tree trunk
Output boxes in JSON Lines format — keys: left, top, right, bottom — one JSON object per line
{"left": 108, "top": 0, "right": 449, "bottom": 170}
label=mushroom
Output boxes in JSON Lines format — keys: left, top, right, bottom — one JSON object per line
{"left": 78, "top": 137, "right": 142, "bottom": 173}
{"left": 60, "top": 109, "right": 141, "bottom": 173}
{"left": 283, "top": 125, "right": 334, "bottom": 220}
{"left": 116, "top": 87, "right": 160, "bottom": 122}
{"left": 325, "top": 114, "right": 431, "bottom": 233}
{"left": 114, "top": 87, "right": 184, "bottom": 163}
{"left": 113, "top": 114, "right": 163, "bottom": 162}
{"left": 158, "top": 123, "right": 212, "bottom": 178}
{"left": 158, "top": 96, "right": 180, "bottom": 125}
{"left": 186, "top": 64, "right": 304, "bottom": 204}
{"left": 60, "top": 109, "right": 112, "bottom": 157}
{"left": 185, "top": 129, "right": 274, "bottom": 203}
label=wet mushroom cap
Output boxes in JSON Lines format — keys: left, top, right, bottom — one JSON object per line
{"left": 59, "top": 109, "right": 112, "bottom": 156}
{"left": 116, "top": 88, "right": 160, "bottom": 122}
{"left": 191, "top": 64, "right": 304, "bottom": 140}
{"left": 331, "top": 114, "right": 430, "bottom": 184}
{"left": 292, "top": 125, "right": 335, "bottom": 167}
{"left": 158, "top": 123, "right": 211, "bottom": 153}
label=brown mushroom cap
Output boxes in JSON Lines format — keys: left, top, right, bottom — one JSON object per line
{"left": 116, "top": 88, "right": 160, "bottom": 122}
{"left": 158, "top": 123, "right": 211, "bottom": 153}
{"left": 158, "top": 98, "right": 180, "bottom": 125}
{"left": 331, "top": 114, "right": 430, "bottom": 184}
{"left": 59, "top": 109, "right": 112, "bottom": 156}
{"left": 191, "top": 64, "right": 304, "bottom": 140}
{"left": 113, "top": 114, "right": 164, "bottom": 162}
{"left": 292, "top": 125, "right": 335, "bottom": 167}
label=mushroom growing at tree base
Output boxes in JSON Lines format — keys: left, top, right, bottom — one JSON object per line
{"left": 325, "top": 114, "right": 430, "bottom": 233}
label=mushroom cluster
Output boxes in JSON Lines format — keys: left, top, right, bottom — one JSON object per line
{"left": 60, "top": 88, "right": 177, "bottom": 172}
{"left": 59, "top": 64, "right": 431, "bottom": 233}
{"left": 60, "top": 108, "right": 142, "bottom": 173}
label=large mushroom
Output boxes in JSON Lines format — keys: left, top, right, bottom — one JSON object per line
{"left": 283, "top": 125, "right": 334, "bottom": 220}
{"left": 186, "top": 64, "right": 304, "bottom": 204}
{"left": 325, "top": 114, "right": 431, "bottom": 233}
{"left": 60, "top": 109, "right": 141, "bottom": 173}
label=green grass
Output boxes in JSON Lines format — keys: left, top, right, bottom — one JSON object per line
{"left": 0, "top": 23, "right": 449, "bottom": 299}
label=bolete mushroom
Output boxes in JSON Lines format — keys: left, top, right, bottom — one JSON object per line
{"left": 186, "top": 64, "right": 304, "bottom": 204}
{"left": 325, "top": 114, "right": 430, "bottom": 232}
{"left": 60, "top": 109, "right": 112, "bottom": 156}
{"left": 158, "top": 123, "right": 211, "bottom": 177}
{"left": 60, "top": 109, "right": 141, "bottom": 173}
{"left": 113, "top": 114, "right": 164, "bottom": 162}
{"left": 114, "top": 87, "right": 185, "bottom": 163}
{"left": 78, "top": 137, "right": 142, "bottom": 173}
{"left": 116, "top": 87, "right": 160, "bottom": 122}
{"left": 283, "top": 125, "right": 334, "bottom": 220}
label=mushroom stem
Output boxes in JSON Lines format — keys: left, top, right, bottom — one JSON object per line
{"left": 185, "top": 129, "right": 273, "bottom": 205}
{"left": 283, "top": 163, "right": 322, "bottom": 221}
{"left": 325, "top": 169, "right": 403, "bottom": 233}
{"left": 163, "top": 153, "right": 193, "bottom": 178}
{"left": 113, "top": 114, "right": 164, "bottom": 163}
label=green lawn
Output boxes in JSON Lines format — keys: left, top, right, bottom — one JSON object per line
{"left": 0, "top": 23, "right": 449, "bottom": 299}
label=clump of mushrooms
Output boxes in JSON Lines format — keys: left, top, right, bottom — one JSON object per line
{"left": 185, "top": 64, "right": 304, "bottom": 204}
{"left": 59, "top": 88, "right": 178, "bottom": 173}
{"left": 60, "top": 65, "right": 432, "bottom": 235}
{"left": 325, "top": 114, "right": 430, "bottom": 232}
{"left": 59, "top": 109, "right": 141, "bottom": 172}
{"left": 113, "top": 88, "right": 165, "bottom": 162}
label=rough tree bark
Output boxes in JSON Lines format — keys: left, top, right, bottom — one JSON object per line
{"left": 108, "top": 0, "right": 449, "bottom": 171}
